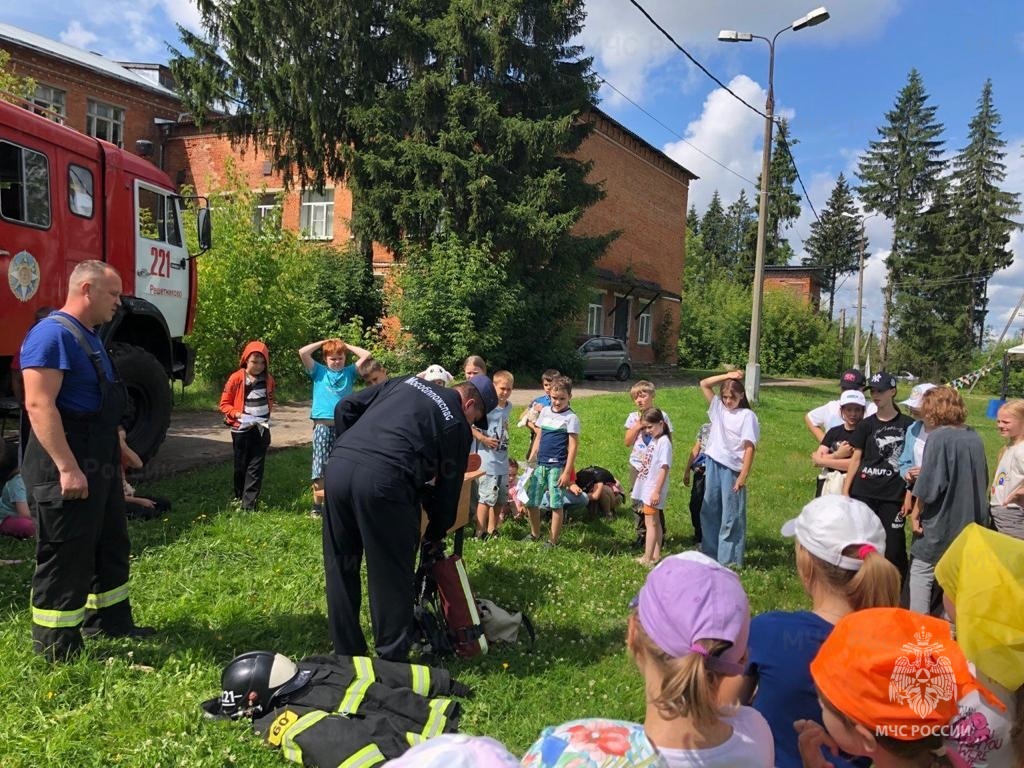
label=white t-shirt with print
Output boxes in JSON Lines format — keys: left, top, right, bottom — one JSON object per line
{"left": 631, "top": 435, "right": 673, "bottom": 509}
{"left": 656, "top": 706, "right": 774, "bottom": 768}
{"left": 991, "top": 441, "right": 1024, "bottom": 508}
{"left": 705, "top": 396, "right": 760, "bottom": 472}
{"left": 947, "top": 666, "right": 1015, "bottom": 768}
{"left": 625, "top": 410, "right": 675, "bottom": 470}
{"left": 806, "top": 399, "right": 877, "bottom": 432}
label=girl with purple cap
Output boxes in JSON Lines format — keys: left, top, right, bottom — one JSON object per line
{"left": 521, "top": 553, "right": 773, "bottom": 768}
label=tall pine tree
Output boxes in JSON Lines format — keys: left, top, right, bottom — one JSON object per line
{"left": 857, "top": 69, "right": 946, "bottom": 366}
{"left": 947, "top": 80, "right": 1021, "bottom": 347}
{"left": 170, "top": 0, "right": 610, "bottom": 371}
{"left": 744, "top": 118, "right": 802, "bottom": 275}
{"left": 803, "top": 173, "right": 862, "bottom": 322}
{"left": 700, "top": 191, "right": 730, "bottom": 278}
{"left": 725, "top": 189, "right": 756, "bottom": 281}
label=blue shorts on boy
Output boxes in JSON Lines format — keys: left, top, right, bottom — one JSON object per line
{"left": 308, "top": 361, "right": 357, "bottom": 479}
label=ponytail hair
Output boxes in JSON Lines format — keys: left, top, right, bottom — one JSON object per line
{"left": 795, "top": 542, "right": 900, "bottom": 611}
{"left": 720, "top": 379, "right": 751, "bottom": 410}
{"left": 628, "top": 613, "right": 729, "bottom": 727}
{"left": 641, "top": 407, "right": 672, "bottom": 443}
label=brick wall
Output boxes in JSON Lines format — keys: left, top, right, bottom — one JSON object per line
{"left": 3, "top": 43, "right": 182, "bottom": 151}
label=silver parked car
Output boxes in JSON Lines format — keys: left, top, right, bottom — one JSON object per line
{"left": 578, "top": 336, "right": 632, "bottom": 380}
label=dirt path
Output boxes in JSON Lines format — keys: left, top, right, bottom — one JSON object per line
{"left": 142, "top": 374, "right": 831, "bottom": 480}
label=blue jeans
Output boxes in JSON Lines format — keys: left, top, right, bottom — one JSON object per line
{"left": 701, "top": 457, "right": 746, "bottom": 566}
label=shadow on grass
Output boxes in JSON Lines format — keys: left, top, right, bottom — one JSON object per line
{"left": 742, "top": 534, "right": 794, "bottom": 571}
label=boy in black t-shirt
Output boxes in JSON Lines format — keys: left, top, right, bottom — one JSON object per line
{"left": 811, "top": 389, "right": 866, "bottom": 496}
{"left": 842, "top": 372, "right": 914, "bottom": 576}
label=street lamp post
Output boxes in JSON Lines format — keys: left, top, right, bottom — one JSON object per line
{"left": 854, "top": 219, "right": 866, "bottom": 369}
{"left": 718, "top": 6, "right": 829, "bottom": 402}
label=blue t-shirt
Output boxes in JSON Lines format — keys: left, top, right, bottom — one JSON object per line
{"left": 535, "top": 406, "right": 580, "bottom": 466}
{"left": 747, "top": 611, "right": 861, "bottom": 768}
{"left": 19, "top": 312, "right": 116, "bottom": 412}
{"left": 477, "top": 402, "right": 511, "bottom": 476}
{"left": 308, "top": 362, "right": 357, "bottom": 419}
{"left": 0, "top": 475, "right": 27, "bottom": 521}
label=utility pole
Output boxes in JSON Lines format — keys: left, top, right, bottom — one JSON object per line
{"left": 879, "top": 281, "right": 892, "bottom": 368}
{"left": 838, "top": 308, "right": 846, "bottom": 374}
{"left": 853, "top": 220, "right": 866, "bottom": 369}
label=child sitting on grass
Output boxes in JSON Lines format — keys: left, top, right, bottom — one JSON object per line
{"left": 0, "top": 440, "right": 34, "bottom": 539}
{"left": 118, "top": 427, "right": 170, "bottom": 521}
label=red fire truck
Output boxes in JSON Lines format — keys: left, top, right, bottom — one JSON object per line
{"left": 0, "top": 98, "right": 210, "bottom": 461}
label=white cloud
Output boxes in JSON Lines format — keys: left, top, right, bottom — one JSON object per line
{"left": 59, "top": 20, "right": 98, "bottom": 50}
{"left": 582, "top": 0, "right": 903, "bottom": 104}
{"left": 160, "top": 0, "right": 203, "bottom": 35}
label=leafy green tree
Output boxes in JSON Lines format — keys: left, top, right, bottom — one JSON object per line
{"left": 171, "top": 0, "right": 610, "bottom": 372}
{"left": 744, "top": 118, "right": 802, "bottom": 274}
{"left": 0, "top": 50, "right": 35, "bottom": 102}
{"left": 803, "top": 173, "right": 862, "bottom": 321}
{"left": 857, "top": 69, "right": 946, "bottom": 365}
{"left": 947, "top": 80, "right": 1021, "bottom": 347}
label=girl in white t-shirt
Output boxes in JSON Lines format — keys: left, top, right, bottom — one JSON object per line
{"left": 699, "top": 371, "right": 760, "bottom": 567}
{"left": 991, "top": 399, "right": 1024, "bottom": 539}
{"left": 631, "top": 408, "right": 673, "bottom": 566}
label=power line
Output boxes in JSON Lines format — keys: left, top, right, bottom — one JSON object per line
{"left": 595, "top": 75, "right": 759, "bottom": 189}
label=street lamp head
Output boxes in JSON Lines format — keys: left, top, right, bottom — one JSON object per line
{"left": 792, "top": 6, "right": 830, "bottom": 31}
{"left": 717, "top": 30, "right": 754, "bottom": 42}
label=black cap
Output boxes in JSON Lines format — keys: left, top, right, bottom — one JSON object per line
{"left": 839, "top": 368, "right": 865, "bottom": 391}
{"left": 866, "top": 371, "right": 897, "bottom": 391}
{"left": 468, "top": 374, "right": 499, "bottom": 430}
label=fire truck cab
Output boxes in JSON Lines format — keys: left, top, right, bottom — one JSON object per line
{"left": 0, "top": 98, "right": 209, "bottom": 461}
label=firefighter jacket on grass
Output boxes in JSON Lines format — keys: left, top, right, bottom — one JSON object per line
{"left": 252, "top": 655, "right": 465, "bottom": 768}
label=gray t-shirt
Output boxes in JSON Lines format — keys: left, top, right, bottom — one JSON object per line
{"left": 911, "top": 426, "right": 989, "bottom": 562}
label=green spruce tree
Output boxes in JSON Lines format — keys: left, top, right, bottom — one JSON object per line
{"left": 803, "top": 173, "right": 862, "bottom": 322}
{"left": 947, "top": 80, "right": 1021, "bottom": 347}
{"left": 725, "top": 189, "right": 756, "bottom": 282}
{"left": 744, "top": 118, "right": 802, "bottom": 276}
{"left": 700, "top": 191, "right": 730, "bottom": 279}
{"left": 857, "top": 69, "right": 946, "bottom": 366}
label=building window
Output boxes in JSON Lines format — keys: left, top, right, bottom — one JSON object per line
{"left": 638, "top": 310, "right": 652, "bottom": 345}
{"left": 32, "top": 84, "right": 66, "bottom": 121}
{"left": 300, "top": 189, "right": 334, "bottom": 240}
{"left": 586, "top": 292, "right": 604, "bottom": 336}
{"left": 253, "top": 192, "right": 281, "bottom": 230}
{"left": 0, "top": 140, "right": 50, "bottom": 227}
{"left": 86, "top": 100, "right": 125, "bottom": 147}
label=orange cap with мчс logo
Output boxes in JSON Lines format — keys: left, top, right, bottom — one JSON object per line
{"left": 810, "top": 608, "right": 1002, "bottom": 740}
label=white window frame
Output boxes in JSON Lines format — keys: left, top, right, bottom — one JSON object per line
{"left": 253, "top": 191, "right": 282, "bottom": 230}
{"left": 86, "top": 99, "right": 125, "bottom": 147}
{"left": 300, "top": 189, "right": 334, "bottom": 240}
{"left": 586, "top": 292, "right": 604, "bottom": 336}
{"left": 638, "top": 309, "right": 652, "bottom": 346}
{"left": 32, "top": 84, "right": 66, "bottom": 120}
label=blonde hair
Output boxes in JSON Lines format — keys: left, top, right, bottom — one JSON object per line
{"left": 919, "top": 386, "right": 967, "bottom": 427}
{"left": 629, "top": 613, "right": 729, "bottom": 727}
{"left": 357, "top": 358, "right": 384, "bottom": 376}
{"left": 631, "top": 380, "right": 656, "bottom": 398}
{"left": 795, "top": 542, "right": 900, "bottom": 611}
{"left": 492, "top": 370, "right": 514, "bottom": 387}
{"left": 463, "top": 355, "right": 486, "bottom": 374}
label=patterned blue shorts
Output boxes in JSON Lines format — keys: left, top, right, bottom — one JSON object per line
{"left": 311, "top": 423, "right": 336, "bottom": 480}
{"left": 525, "top": 464, "right": 566, "bottom": 509}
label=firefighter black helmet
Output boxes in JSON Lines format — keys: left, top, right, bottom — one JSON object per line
{"left": 201, "top": 651, "right": 310, "bottom": 720}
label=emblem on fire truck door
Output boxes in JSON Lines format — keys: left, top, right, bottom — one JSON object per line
{"left": 8, "top": 250, "right": 40, "bottom": 302}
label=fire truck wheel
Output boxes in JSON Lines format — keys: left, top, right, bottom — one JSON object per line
{"left": 111, "top": 343, "right": 171, "bottom": 463}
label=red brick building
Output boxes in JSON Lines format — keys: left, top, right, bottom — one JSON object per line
{"left": 3, "top": 23, "right": 695, "bottom": 363}
{"left": 764, "top": 265, "right": 824, "bottom": 311}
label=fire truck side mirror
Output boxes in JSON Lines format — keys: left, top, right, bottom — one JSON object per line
{"left": 197, "top": 208, "right": 212, "bottom": 253}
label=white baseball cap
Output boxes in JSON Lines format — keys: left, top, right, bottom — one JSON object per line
{"left": 781, "top": 496, "right": 886, "bottom": 571}
{"left": 838, "top": 389, "right": 867, "bottom": 408}
{"left": 900, "top": 382, "right": 936, "bottom": 409}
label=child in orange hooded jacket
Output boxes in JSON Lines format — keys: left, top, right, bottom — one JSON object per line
{"left": 219, "top": 341, "right": 275, "bottom": 510}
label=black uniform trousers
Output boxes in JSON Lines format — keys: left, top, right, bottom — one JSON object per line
{"left": 323, "top": 456, "right": 421, "bottom": 661}
{"left": 232, "top": 427, "right": 271, "bottom": 509}
{"left": 23, "top": 419, "right": 133, "bottom": 660}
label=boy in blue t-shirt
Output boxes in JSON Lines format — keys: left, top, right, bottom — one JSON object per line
{"left": 523, "top": 376, "right": 580, "bottom": 547}
{"left": 473, "top": 370, "right": 514, "bottom": 539}
{"left": 298, "top": 337, "right": 374, "bottom": 515}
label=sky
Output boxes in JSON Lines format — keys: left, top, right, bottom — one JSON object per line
{"left": 8, "top": 0, "right": 1024, "bottom": 358}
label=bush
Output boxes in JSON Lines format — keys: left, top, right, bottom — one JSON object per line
{"left": 677, "top": 277, "right": 841, "bottom": 377}
{"left": 185, "top": 171, "right": 339, "bottom": 391}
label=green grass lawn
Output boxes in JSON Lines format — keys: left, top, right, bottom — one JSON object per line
{"left": 0, "top": 384, "right": 1008, "bottom": 766}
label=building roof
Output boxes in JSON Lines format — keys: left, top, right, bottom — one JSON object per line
{"left": 0, "top": 22, "right": 179, "bottom": 100}
{"left": 590, "top": 105, "right": 698, "bottom": 182}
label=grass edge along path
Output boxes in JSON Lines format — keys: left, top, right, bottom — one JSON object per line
{"left": 0, "top": 385, "right": 1007, "bottom": 766}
